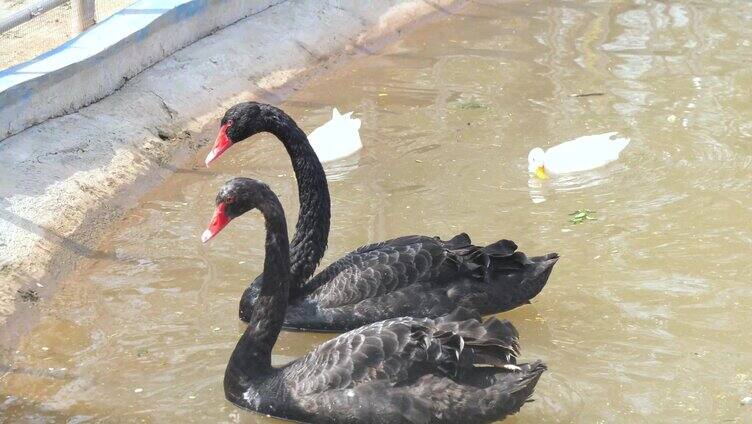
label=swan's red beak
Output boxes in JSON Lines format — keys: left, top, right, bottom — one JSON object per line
{"left": 201, "top": 203, "right": 231, "bottom": 243}
{"left": 205, "top": 123, "right": 232, "bottom": 166}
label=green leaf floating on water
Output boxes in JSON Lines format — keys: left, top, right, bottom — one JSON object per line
{"left": 569, "top": 209, "right": 597, "bottom": 224}
{"left": 458, "top": 100, "right": 486, "bottom": 110}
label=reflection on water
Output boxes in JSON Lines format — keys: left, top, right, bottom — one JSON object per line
{"left": 527, "top": 165, "right": 627, "bottom": 204}
{"left": 322, "top": 151, "right": 361, "bottom": 182}
{"left": 3, "top": 1, "right": 752, "bottom": 422}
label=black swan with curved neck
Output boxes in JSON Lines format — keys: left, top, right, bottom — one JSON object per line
{"left": 202, "top": 177, "right": 547, "bottom": 423}
{"left": 206, "top": 102, "right": 559, "bottom": 331}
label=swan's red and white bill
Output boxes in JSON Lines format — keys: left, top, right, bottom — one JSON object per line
{"left": 202, "top": 202, "right": 231, "bottom": 243}
{"left": 205, "top": 123, "right": 233, "bottom": 166}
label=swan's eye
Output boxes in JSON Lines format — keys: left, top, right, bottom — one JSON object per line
{"left": 225, "top": 196, "right": 236, "bottom": 205}
{"left": 227, "top": 119, "right": 234, "bottom": 127}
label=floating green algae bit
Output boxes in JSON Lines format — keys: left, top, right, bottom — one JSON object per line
{"left": 569, "top": 209, "right": 597, "bottom": 224}
{"left": 457, "top": 99, "right": 487, "bottom": 110}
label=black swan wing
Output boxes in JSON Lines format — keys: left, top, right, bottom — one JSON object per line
{"left": 282, "top": 308, "right": 521, "bottom": 397}
{"left": 297, "top": 233, "right": 557, "bottom": 314}
{"left": 298, "top": 363, "right": 546, "bottom": 424}
{"left": 300, "top": 235, "right": 463, "bottom": 308}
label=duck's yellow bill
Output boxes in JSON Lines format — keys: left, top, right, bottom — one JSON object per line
{"left": 535, "top": 166, "right": 549, "bottom": 180}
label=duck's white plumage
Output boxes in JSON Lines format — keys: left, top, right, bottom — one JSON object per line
{"left": 308, "top": 108, "right": 362, "bottom": 163}
{"left": 529, "top": 132, "right": 630, "bottom": 175}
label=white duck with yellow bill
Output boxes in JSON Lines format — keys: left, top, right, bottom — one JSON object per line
{"left": 528, "top": 132, "right": 630, "bottom": 179}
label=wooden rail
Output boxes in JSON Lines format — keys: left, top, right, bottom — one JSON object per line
{"left": 70, "top": 0, "right": 96, "bottom": 34}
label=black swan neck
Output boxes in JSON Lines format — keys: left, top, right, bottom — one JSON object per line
{"left": 264, "top": 107, "right": 330, "bottom": 292}
{"left": 225, "top": 193, "right": 290, "bottom": 395}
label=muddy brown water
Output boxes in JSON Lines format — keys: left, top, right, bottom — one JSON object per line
{"left": 3, "top": 1, "right": 752, "bottom": 422}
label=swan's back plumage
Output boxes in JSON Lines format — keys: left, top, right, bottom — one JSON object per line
{"left": 301, "top": 235, "right": 461, "bottom": 308}
{"left": 270, "top": 234, "right": 557, "bottom": 332}
{"left": 543, "top": 132, "right": 630, "bottom": 173}
{"left": 286, "top": 309, "right": 519, "bottom": 395}
{"left": 308, "top": 108, "right": 362, "bottom": 163}
{"left": 272, "top": 308, "right": 545, "bottom": 423}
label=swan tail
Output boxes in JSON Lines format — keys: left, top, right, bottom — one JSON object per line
{"left": 483, "top": 360, "right": 547, "bottom": 418}
{"left": 409, "top": 310, "right": 546, "bottom": 421}
{"left": 491, "top": 250, "right": 559, "bottom": 306}
{"left": 416, "top": 308, "right": 520, "bottom": 375}
{"left": 481, "top": 239, "right": 520, "bottom": 258}
{"left": 487, "top": 242, "right": 558, "bottom": 292}
{"left": 446, "top": 238, "right": 520, "bottom": 280}
{"left": 524, "top": 252, "right": 560, "bottom": 299}
{"left": 463, "top": 316, "right": 521, "bottom": 366}
{"left": 444, "top": 236, "right": 558, "bottom": 306}
{"left": 442, "top": 236, "right": 524, "bottom": 279}
{"left": 441, "top": 232, "right": 474, "bottom": 250}
{"left": 421, "top": 360, "right": 546, "bottom": 423}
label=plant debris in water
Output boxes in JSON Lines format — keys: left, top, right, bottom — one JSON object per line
{"left": 457, "top": 100, "right": 487, "bottom": 110}
{"left": 569, "top": 209, "right": 597, "bottom": 224}
{"left": 17, "top": 288, "right": 40, "bottom": 303}
{"left": 569, "top": 92, "right": 605, "bottom": 98}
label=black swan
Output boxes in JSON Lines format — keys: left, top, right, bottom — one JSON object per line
{"left": 206, "top": 102, "right": 559, "bottom": 331}
{"left": 202, "top": 177, "right": 547, "bottom": 423}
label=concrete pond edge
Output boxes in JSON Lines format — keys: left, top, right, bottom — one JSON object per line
{"left": 0, "top": 0, "right": 284, "bottom": 140}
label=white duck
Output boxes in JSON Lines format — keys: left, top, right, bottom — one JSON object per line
{"left": 307, "top": 108, "right": 362, "bottom": 163}
{"left": 528, "top": 132, "right": 630, "bottom": 179}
